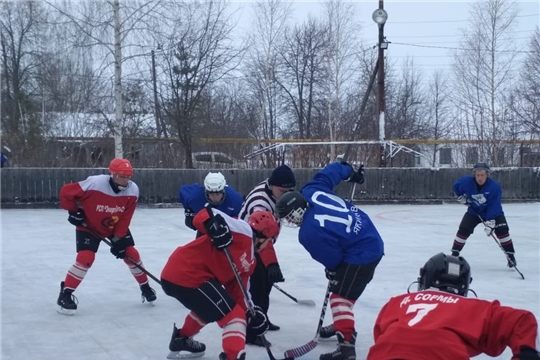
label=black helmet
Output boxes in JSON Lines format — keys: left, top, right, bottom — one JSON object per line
{"left": 418, "top": 253, "right": 472, "bottom": 297}
{"left": 473, "top": 162, "right": 490, "bottom": 173}
{"left": 275, "top": 190, "right": 307, "bottom": 227}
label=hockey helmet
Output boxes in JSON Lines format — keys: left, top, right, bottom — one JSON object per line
{"left": 204, "top": 172, "right": 226, "bottom": 204}
{"left": 418, "top": 252, "right": 472, "bottom": 297}
{"left": 275, "top": 190, "right": 307, "bottom": 227}
{"left": 248, "top": 211, "right": 280, "bottom": 239}
{"left": 109, "top": 158, "right": 133, "bottom": 177}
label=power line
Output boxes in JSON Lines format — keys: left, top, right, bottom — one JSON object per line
{"left": 391, "top": 42, "right": 535, "bottom": 53}
{"left": 387, "top": 29, "right": 537, "bottom": 39}
{"left": 388, "top": 13, "right": 539, "bottom": 24}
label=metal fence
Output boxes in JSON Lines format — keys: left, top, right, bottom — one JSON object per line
{"left": 1, "top": 167, "right": 539, "bottom": 205}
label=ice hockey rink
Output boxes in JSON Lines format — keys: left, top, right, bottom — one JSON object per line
{"left": 1, "top": 203, "right": 539, "bottom": 360}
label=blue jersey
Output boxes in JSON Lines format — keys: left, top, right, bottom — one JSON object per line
{"left": 1, "top": 152, "right": 7, "bottom": 168}
{"left": 178, "top": 183, "right": 244, "bottom": 217}
{"left": 299, "top": 162, "right": 384, "bottom": 270}
{"left": 453, "top": 175, "right": 503, "bottom": 221}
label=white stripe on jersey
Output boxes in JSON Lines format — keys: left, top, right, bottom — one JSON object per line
{"left": 78, "top": 174, "right": 139, "bottom": 198}
{"left": 239, "top": 180, "right": 276, "bottom": 221}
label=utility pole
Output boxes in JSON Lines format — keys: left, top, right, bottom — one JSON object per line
{"left": 372, "top": 2, "right": 388, "bottom": 167}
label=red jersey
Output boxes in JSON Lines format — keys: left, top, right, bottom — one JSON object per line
{"left": 161, "top": 208, "right": 256, "bottom": 310}
{"left": 367, "top": 290, "right": 538, "bottom": 360}
{"left": 59, "top": 174, "right": 138, "bottom": 239}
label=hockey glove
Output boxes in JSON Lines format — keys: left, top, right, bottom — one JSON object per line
{"left": 484, "top": 220, "right": 496, "bottom": 236}
{"left": 110, "top": 235, "right": 131, "bottom": 259}
{"left": 343, "top": 162, "right": 365, "bottom": 184}
{"left": 68, "top": 209, "right": 85, "bottom": 227}
{"left": 206, "top": 214, "right": 233, "bottom": 250}
{"left": 246, "top": 305, "right": 269, "bottom": 337}
{"left": 325, "top": 268, "right": 336, "bottom": 281}
{"left": 184, "top": 209, "right": 196, "bottom": 231}
{"left": 456, "top": 194, "right": 469, "bottom": 205}
{"left": 513, "top": 347, "right": 540, "bottom": 360}
{"left": 267, "top": 263, "right": 285, "bottom": 283}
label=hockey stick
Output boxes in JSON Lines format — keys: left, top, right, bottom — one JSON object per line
{"left": 272, "top": 284, "right": 316, "bottom": 307}
{"left": 82, "top": 223, "right": 162, "bottom": 285}
{"left": 204, "top": 206, "right": 293, "bottom": 360}
{"left": 477, "top": 216, "right": 525, "bottom": 280}
{"left": 283, "top": 281, "right": 332, "bottom": 358}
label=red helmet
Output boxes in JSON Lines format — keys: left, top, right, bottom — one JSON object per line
{"left": 248, "top": 211, "right": 280, "bottom": 238}
{"left": 109, "top": 158, "right": 133, "bottom": 177}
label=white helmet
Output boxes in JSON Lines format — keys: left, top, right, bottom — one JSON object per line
{"left": 204, "top": 172, "right": 226, "bottom": 193}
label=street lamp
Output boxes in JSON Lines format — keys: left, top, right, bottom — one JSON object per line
{"left": 372, "top": 3, "right": 388, "bottom": 167}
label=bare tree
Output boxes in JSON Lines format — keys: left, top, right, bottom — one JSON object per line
{"left": 452, "top": 0, "right": 520, "bottom": 165}
{"left": 159, "top": 0, "right": 245, "bottom": 168}
{"left": 511, "top": 27, "right": 540, "bottom": 137}
{"left": 425, "top": 70, "right": 457, "bottom": 166}
{"left": 322, "top": 0, "right": 361, "bottom": 159}
{"left": 277, "top": 17, "right": 328, "bottom": 139}
{"left": 1, "top": 0, "right": 47, "bottom": 162}
{"left": 46, "top": 0, "right": 164, "bottom": 158}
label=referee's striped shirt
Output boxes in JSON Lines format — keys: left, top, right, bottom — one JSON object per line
{"left": 239, "top": 179, "right": 276, "bottom": 222}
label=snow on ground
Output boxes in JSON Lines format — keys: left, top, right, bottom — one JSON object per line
{"left": 1, "top": 203, "right": 539, "bottom": 360}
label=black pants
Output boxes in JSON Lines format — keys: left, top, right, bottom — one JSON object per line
{"left": 76, "top": 229, "right": 134, "bottom": 252}
{"left": 161, "top": 278, "right": 236, "bottom": 324}
{"left": 332, "top": 257, "right": 382, "bottom": 301}
{"left": 453, "top": 213, "right": 512, "bottom": 253}
{"left": 249, "top": 253, "right": 273, "bottom": 314}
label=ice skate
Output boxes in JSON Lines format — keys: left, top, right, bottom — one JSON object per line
{"left": 56, "top": 281, "right": 78, "bottom": 315}
{"left": 140, "top": 282, "right": 157, "bottom": 304}
{"left": 319, "top": 324, "right": 336, "bottom": 340}
{"left": 167, "top": 324, "right": 205, "bottom": 359}
{"left": 218, "top": 350, "right": 246, "bottom": 360}
{"left": 246, "top": 335, "right": 271, "bottom": 347}
{"left": 319, "top": 331, "right": 356, "bottom": 360}
{"left": 507, "top": 253, "right": 517, "bottom": 268}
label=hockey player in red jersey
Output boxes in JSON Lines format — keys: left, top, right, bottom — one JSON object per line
{"left": 367, "top": 252, "right": 539, "bottom": 360}
{"left": 56, "top": 158, "right": 156, "bottom": 315}
{"left": 160, "top": 209, "right": 280, "bottom": 360}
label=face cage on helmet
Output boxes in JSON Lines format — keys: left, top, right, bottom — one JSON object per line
{"left": 417, "top": 276, "right": 469, "bottom": 297}
{"left": 280, "top": 207, "right": 305, "bottom": 228}
{"left": 111, "top": 174, "right": 132, "bottom": 191}
{"left": 205, "top": 190, "right": 226, "bottom": 204}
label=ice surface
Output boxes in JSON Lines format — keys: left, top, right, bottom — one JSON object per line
{"left": 1, "top": 203, "right": 539, "bottom": 360}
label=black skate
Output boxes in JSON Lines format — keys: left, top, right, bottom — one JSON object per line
{"left": 140, "top": 282, "right": 157, "bottom": 303}
{"left": 507, "top": 253, "right": 517, "bottom": 268}
{"left": 319, "top": 324, "right": 336, "bottom": 339}
{"left": 167, "top": 324, "right": 206, "bottom": 359}
{"left": 319, "top": 331, "right": 356, "bottom": 360}
{"left": 57, "top": 281, "right": 78, "bottom": 316}
{"left": 218, "top": 350, "right": 246, "bottom": 360}
{"left": 268, "top": 321, "right": 280, "bottom": 331}
{"left": 246, "top": 336, "right": 271, "bottom": 347}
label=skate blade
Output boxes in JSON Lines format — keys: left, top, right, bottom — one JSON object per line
{"left": 318, "top": 336, "right": 336, "bottom": 342}
{"left": 56, "top": 306, "right": 76, "bottom": 316}
{"left": 166, "top": 351, "right": 205, "bottom": 359}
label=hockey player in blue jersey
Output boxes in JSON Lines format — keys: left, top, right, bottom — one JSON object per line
{"left": 451, "top": 162, "right": 517, "bottom": 267}
{"left": 179, "top": 172, "right": 244, "bottom": 231}
{"left": 275, "top": 162, "right": 384, "bottom": 360}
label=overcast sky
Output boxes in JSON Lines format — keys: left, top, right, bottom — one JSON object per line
{"left": 231, "top": 0, "right": 539, "bottom": 82}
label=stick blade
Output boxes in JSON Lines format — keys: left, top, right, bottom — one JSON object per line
{"left": 297, "top": 299, "right": 316, "bottom": 306}
{"left": 284, "top": 340, "right": 317, "bottom": 358}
